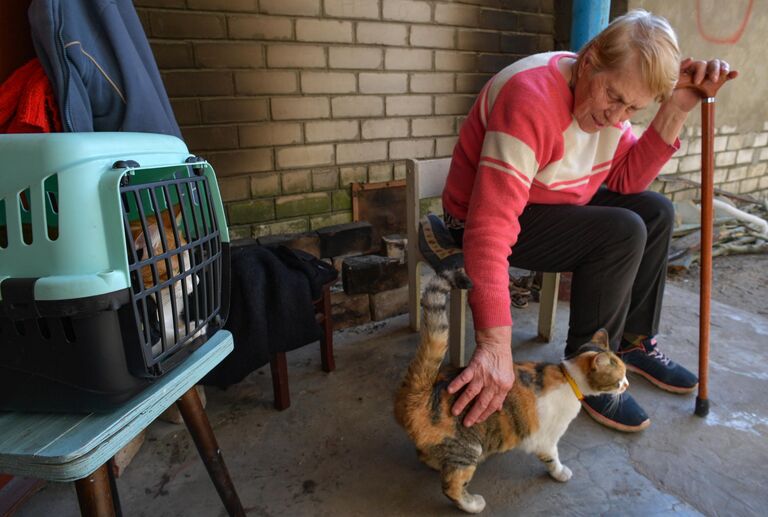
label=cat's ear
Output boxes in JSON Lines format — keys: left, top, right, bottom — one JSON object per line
{"left": 589, "top": 329, "right": 610, "bottom": 351}
{"left": 172, "top": 203, "right": 183, "bottom": 220}
{"left": 592, "top": 352, "right": 611, "bottom": 369}
{"left": 134, "top": 229, "right": 147, "bottom": 256}
{"left": 134, "top": 219, "right": 161, "bottom": 254}
{"left": 158, "top": 205, "right": 182, "bottom": 229}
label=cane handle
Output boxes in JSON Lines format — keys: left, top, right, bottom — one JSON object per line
{"left": 675, "top": 69, "right": 738, "bottom": 98}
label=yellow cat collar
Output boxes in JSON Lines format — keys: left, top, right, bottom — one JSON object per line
{"left": 560, "top": 365, "right": 584, "bottom": 401}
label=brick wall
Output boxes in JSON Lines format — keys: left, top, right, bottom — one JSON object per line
{"left": 641, "top": 123, "right": 768, "bottom": 202}
{"left": 133, "top": 0, "right": 555, "bottom": 237}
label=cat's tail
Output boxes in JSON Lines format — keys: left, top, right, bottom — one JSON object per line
{"left": 395, "top": 269, "right": 471, "bottom": 425}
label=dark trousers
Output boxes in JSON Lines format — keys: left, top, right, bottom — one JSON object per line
{"left": 450, "top": 188, "right": 674, "bottom": 354}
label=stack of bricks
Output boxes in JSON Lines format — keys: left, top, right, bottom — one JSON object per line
{"left": 133, "top": 0, "right": 555, "bottom": 237}
{"left": 248, "top": 221, "right": 409, "bottom": 329}
{"left": 644, "top": 123, "right": 768, "bottom": 201}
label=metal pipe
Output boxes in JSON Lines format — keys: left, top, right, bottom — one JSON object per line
{"left": 570, "top": 0, "right": 611, "bottom": 51}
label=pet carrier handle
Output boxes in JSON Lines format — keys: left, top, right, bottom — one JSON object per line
{"left": 113, "top": 160, "right": 142, "bottom": 187}
{"left": 185, "top": 155, "right": 206, "bottom": 176}
{"left": 112, "top": 160, "right": 141, "bottom": 169}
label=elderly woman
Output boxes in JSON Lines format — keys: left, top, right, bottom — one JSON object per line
{"left": 443, "top": 9, "right": 731, "bottom": 432}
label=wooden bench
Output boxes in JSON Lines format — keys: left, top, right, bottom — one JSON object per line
{"left": 0, "top": 331, "right": 245, "bottom": 516}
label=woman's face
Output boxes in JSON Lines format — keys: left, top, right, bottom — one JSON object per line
{"left": 572, "top": 54, "right": 654, "bottom": 133}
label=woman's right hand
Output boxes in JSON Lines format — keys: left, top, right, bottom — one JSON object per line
{"left": 671, "top": 57, "right": 733, "bottom": 112}
{"left": 447, "top": 326, "right": 515, "bottom": 427}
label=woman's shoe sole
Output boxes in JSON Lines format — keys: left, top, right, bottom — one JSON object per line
{"left": 625, "top": 364, "right": 698, "bottom": 394}
{"left": 581, "top": 401, "right": 651, "bottom": 433}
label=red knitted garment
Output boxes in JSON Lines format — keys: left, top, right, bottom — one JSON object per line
{"left": 0, "top": 58, "right": 62, "bottom": 133}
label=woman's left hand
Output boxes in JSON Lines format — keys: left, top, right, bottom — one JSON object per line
{"left": 668, "top": 58, "right": 732, "bottom": 112}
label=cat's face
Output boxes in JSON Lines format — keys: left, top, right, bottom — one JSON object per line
{"left": 584, "top": 351, "right": 628, "bottom": 394}
{"left": 131, "top": 207, "right": 190, "bottom": 288}
{"left": 571, "top": 329, "right": 628, "bottom": 396}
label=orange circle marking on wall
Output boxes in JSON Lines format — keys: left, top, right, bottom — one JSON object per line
{"left": 696, "top": 0, "right": 753, "bottom": 44}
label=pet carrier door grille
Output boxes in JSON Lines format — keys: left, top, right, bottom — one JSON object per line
{"left": 120, "top": 169, "right": 224, "bottom": 377}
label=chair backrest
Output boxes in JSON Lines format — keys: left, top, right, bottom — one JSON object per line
{"left": 405, "top": 157, "right": 452, "bottom": 264}
{"left": 404, "top": 158, "right": 560, "bottom": 345}
{"left": 405, "top": 157, "right": 467, "bottom": 348}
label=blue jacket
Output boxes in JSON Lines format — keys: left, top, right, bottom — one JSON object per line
{"left": 28, "top": 0, "right": 181, "bottom": 137}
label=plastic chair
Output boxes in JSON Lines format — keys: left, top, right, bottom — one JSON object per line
{"left": 406, "top": 158, "right": 561, "bottom": 367}
{"left": 0, "top": 331, "right": 245, "bottom": 517}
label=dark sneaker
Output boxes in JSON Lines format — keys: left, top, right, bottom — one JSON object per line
{"left": 581, "top": 393, "right": 650, "bottom": 432}
{"left": 619, "top": 337, "right": 698, "bottom": 394}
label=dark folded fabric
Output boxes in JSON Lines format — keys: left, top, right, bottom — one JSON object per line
{"left": 268, "top": 245, "right": 338, "bottom": 300}
{"left": 202, "top": 245, "right": 323, "bottom": 388}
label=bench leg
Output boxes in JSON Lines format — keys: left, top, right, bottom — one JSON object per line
{"left": 177, "top": 388, "right": 245, "bottom": 517}
{"left": 75, "top": 464, "right": 116, "bottom": 517}
{"left": 106, "top": 459, "right": 122, "bottom": 517}
{"left": 319, "top": 284, "right": 335, "bottom": 373}
{"left": 269, "top": 352, "right": 290, "bottom": 410}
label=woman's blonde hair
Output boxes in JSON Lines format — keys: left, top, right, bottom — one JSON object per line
{"left": 574, "top": 9, "right": 680, "bottom": 102}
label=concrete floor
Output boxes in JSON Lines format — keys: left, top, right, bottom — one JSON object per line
{"left": 16, "top": 283, "right": 768, "bottom": 516}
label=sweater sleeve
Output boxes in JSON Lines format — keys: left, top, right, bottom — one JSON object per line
{"left": 462, "top": 85, "right": 556, "bottom": 330}
{"left": 604, "top": 123, "right": 680, "bottom": 194}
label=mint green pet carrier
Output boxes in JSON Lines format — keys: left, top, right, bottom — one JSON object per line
{"left": 0, "top": 133, "right": 231, "bottom": 412}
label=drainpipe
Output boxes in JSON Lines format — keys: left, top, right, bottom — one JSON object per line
{"left": 570, "top": 0, "right": 611, "bottom": 52}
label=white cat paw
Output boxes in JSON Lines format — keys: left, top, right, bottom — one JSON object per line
{"left": 550, "top": 464, "right": 573, "bottom": 482}
{"left": 458, "top": 494, "right": 486, "bottom": 514}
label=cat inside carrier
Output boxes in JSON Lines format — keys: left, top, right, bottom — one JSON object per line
{"left": 0, "top": 133, "right": 230, "bottom": 412}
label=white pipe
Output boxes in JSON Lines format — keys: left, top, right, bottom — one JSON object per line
{"left": 712, "top": 198, "right": 768, "bottom": 236}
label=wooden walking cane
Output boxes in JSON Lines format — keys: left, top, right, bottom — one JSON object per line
{"left": 674, "top": 67, "right": 738, "bottom": 417}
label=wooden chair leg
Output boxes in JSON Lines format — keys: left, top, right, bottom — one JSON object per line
{"left": 75, "top": 464, "right": 116, "bottom": 517}
{"left": 319, "top": 284, "right": 335, "bottom": 373}
{"left": 269, "top": 352, "right": 290, "bottom": 410}
{"left": 408, "top": 259, "right": 422, "bottom": 332}
{"left": 449, "top": 288, "right": 468, "bottom": 368}
{"left": 176, "top": 388, "right": 245, "bottom": 517}
{"left": 537, "top": 272, "right": 560, "bottom": 342}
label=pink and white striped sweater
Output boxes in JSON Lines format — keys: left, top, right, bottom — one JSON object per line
{"left": 442, "top": 51, "right": 679, "bottom": 330}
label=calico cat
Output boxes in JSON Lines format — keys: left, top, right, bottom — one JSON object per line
{"left": 130, "top": 206, "right": 204, "bottom": 352}
{"left": 394, "top": 270, "right": 629, "bottom": 514}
